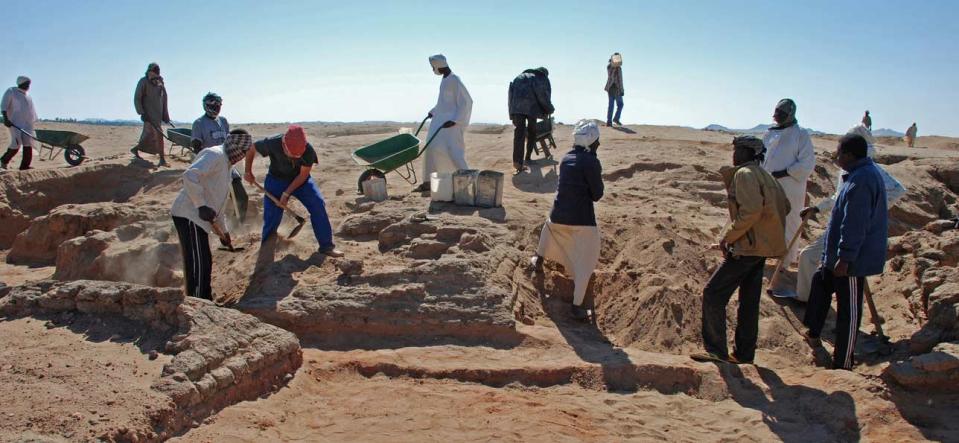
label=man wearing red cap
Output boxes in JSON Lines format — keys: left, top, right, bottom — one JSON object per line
{"left": 243, "top": 125, "right": 343, "bottom": 257}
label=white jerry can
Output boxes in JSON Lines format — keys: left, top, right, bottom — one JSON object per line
{"left": 430, "top": 172, "right": 453, "bottom": 202}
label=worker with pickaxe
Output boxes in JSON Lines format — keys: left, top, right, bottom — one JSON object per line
{"left": 244, "top": 125, "right": 343, "bottom": 257}
{"left": 170, "top": 130, "right": 253, "bottom": 300}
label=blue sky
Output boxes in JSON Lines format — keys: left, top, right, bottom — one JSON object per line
{"left": 2, "top": 0, "right": 957, "bottom": 135}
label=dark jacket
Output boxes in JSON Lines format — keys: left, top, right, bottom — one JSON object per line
{"left": 508, "top": 68, "right": 554, "bottom": 119}
{"left": 550, "top": 146, "right": 604, "bottom": 226}
{"left": 822, "top": 157, "right": 888, "bottom": 276}
{"left": 134, "top": 76, "right": 169, "bottom": 125}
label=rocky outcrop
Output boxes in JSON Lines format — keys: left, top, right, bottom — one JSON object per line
{"left": 7, "top": 202, "right": 161, "bottom": 265}
{"left": 887, "top": 341, "right": 959, "bottom": 391}
{"left": 0, "top": 280, "right": 302, "bottom": 441}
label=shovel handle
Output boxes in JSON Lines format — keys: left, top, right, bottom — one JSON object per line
{"left": 768, "top": 213, "right": 812, "bottom": 288}
{"left": 251, "top": 180, "right": 306, "bottom": 221}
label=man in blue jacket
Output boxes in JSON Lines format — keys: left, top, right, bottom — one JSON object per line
{"left": 803, "top": 133, "right": 888, "bottom": 370}
{"left": 508, "top": 67, "right": 554, "bottom": 174}
{"left": 530, "top": 120, "right": 603, "bottom": 321}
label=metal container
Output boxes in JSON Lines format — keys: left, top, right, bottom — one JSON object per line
{"left": 452, "top": 169, "right": 479, "bottom": 206}
{"left": 475, "top": 170, "right": 504, "bottom": 208}
{"left": 361, "top": 177, "right": 388, "bottom": 202}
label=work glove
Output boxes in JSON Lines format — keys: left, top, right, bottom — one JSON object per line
{"left": 442, "top": 120, "right": 456, "bottom": 128}
{"left": 198, "top": 206, "right": 217, "bottom": 222}
{"left": 427, "top": 112, "right": 433, "bottom": 119}
{"left": 191, "top": 139, "right": 202, "bottom": 152}
{"left": 2, "top": 112, "right": 10, "bottom": 127}
{"left": 772, "top": 170, "right": 789, "bottom": 179}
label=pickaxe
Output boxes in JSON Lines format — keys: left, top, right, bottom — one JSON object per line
{"left": 251, "top": 181, "right": 306, "bottom": 239}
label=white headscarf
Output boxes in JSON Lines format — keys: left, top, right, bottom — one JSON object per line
{"left": 573, "top": 120, "right": 600, "bottom": 148}
{"left": 429, "top": 54, "right": 448, "bottom": 74}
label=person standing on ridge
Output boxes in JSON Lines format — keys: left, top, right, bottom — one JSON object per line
{"left": 131, "top": 63, "right": 171, "bottom": 167}
{"left": 604, "top": 53, "right": 624, "bottom": 127}
{"left": 508, "top": 67, "right": 554, "bottom": 174}
{"left": 861, "top": 110, "right": 871, "bottom": 130}
{"left": 1, "top": 75, "right": 37, "bottom": 170}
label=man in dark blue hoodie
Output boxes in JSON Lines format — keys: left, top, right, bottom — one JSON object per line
{"left": 803, "top": 133, "right": 888, "bottom": 370}
{"left": 508, "top": 67, "right": 554, "bottom": 174}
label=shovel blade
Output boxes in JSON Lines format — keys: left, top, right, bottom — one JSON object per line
{"left": 288, "top": 221, "right": 306, "bottom": 239}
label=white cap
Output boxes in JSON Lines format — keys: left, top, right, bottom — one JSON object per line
{"left": 573, "top": 119, "right": 600, "bottom": 147}
{"left": 429, "top": 54, "right": 448, "bottom": 69}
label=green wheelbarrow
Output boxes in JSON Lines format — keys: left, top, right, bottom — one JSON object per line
{"left": 166, "top": 127, "right": 194, "bottom": 157}
{"left": 3, "top": 116, "right": 89, "bottom": 166}
{"left": 350, "top": 117, "right": 443, "bottom": 193}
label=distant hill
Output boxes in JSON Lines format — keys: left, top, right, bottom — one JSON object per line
{"left": 703, "top": 123, "right": 829, "bottom": 136}
{"left": 873, "top": 128, "right": 905, "bottom": 137}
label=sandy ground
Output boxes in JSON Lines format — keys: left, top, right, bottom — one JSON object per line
{"left": 2, "top": 120, "right": 959, "bottom": 442}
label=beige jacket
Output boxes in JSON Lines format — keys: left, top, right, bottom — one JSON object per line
{"left": 721, "top": 162, "right": 791, "bottom": 258}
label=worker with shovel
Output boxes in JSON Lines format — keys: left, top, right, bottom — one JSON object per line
{"left": 170, "top": 130, "right": 253, "bottom": 300}
{"left": 803, "top": 133, "right": 889, "bottom": 370}
{"left": 131, "top": 63, "right": 172, "bottom": 167}
{"left": 243, "top": 125, "right": 343, "bottom": 257}
{"left": 1, "top": 75, "right": 37, "bottom": 170}
{"left": 691, "top": 136, "right": 790, "bottom": 365}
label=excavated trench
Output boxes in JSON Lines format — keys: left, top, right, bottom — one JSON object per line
{"left": 3, "top": 137, "right": 959, "bottom": 441}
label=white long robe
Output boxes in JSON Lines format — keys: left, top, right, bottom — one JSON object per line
{"left": 536, "top": 220, "right": 601, "bottom": 306}
{"left": 762, "top": 124, "right": 815, "bottom": 264}
{"left": 422, "top": 74, "right": 472, "bottom": 178}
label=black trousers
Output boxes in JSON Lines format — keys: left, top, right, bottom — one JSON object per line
{"left": 231, "top": 176, "right": 249, "bottom": 222}
{"left": 173, "top": 216, "right": 212, "bottom": 300}
{"left": 803, "top": 268, "right": 865, "bottom": 370}
{"left": 1, "top": 146, "right": 32, "bottom": 169}
{"left": 511, "top": 115, "right": 537, "bottom": 167}
{"left": 702, "top": 255, "right": 765, "bottom": 362}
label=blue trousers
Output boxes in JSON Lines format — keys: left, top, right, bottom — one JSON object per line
{"left": 263, "top": 174, "right": 335, "bottom": 249}
{"left": 607, "top": 93, "right": 624, "bottom": 124}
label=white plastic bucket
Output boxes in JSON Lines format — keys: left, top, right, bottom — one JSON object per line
{"left": 430, "top": 172, "right": 453, "bottom": 202}
{"left": 476, "top": 170, "right": 504, "bottom": 208}
{"left": 361, "top": 177, "right": 388, "bottom": 202}
{"left": 453, "top": 169, "right": 479, "bottom": 206}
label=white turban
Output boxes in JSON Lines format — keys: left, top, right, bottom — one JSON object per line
{"left": 573, "top": 119, "right": 600, "bottom": 148}
{"left": 429, "top": 54, "right": 448, "bottom": 70}
{"left": 846, "top": 123, "right": 876, "bottom": 157}
{"left": 16, "top": 76, "right": 30, "bottom": 86}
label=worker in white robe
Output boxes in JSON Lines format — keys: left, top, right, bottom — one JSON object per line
{"left": 415, "top": 54, "right": 473, "bottom": 192}
{"left": 531, "top": 120, "right": 604, "bottom": 322}
{"left": 781, "top": 124, "right": 907, "bottom": 301}
{"left": 762, "top": 98, "right": 816, "bottom": 272}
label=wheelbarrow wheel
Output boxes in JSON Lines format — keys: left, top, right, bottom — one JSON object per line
{"left": 65, "top": 144, "right": 85, "bottom": 166}
{"left": 357, "top": 169, "right": 386, "bottom": 194}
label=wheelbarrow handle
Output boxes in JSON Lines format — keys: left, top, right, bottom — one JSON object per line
{"left": 414, "top": 116, "right": 430, "bottom": 137}
{"left": 5, "top": 121, "right": 44, "bottom": 156}
{"left": 419, "top": 126, "right": 444, "bottom": 154}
